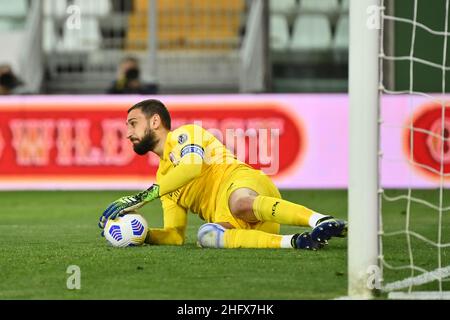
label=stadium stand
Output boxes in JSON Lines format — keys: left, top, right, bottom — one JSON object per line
{"left": 0, "top": 0, "right": 350, "bottom": 94}
{"left": 73, "top": 0, "right": 112, "bottom": 16}
{"left": 269, "top": 14, "right": 289, "bottom": 51}
{"left": 125, "top": 0, "right": 243, "bottom": 51}
{"left": 0, "top": 0, "right": 27, "bottom": 31}
{"left": 289, "top": 14, "right": 332, "bottom": 51}
{"left": 340, "top": 0, "right": 349, "bottom": 12}
{"left": 60, "top": 17, "right": 102, "bottom": 51}
{"left": 0, "top": 0, "right": 28, "bottom": 17}
{"left": 43, "top": 0, "right": 68, "bottom": 17}
{"left": 41, "top": 0, "right": 246, "bottom": 93}
{"left": 332, "top": 14, "right": 349, "bottom": 64}
{"left": 0, "top": 1, "right": 27, "bottom": 72}
{"left": 298, "top": 0, "right": 340, "bottom": 14}
{"left": 269, "top": 0, "right": 349, "bottom": 92}
{"left": 269, "top": 0, "right": 297, "bottom": 15}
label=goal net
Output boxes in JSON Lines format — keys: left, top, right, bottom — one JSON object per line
{"left": 378, "top": 0, "right": 450, "bottom": 299}
{"left": 348, "top": 0, "right": 450, "bottom": 299}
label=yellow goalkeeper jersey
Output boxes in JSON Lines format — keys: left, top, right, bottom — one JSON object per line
{"left": 156, "top": 124, "right": 250, "bottom": 222}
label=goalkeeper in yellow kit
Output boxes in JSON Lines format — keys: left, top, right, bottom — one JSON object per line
{"left": 98, "top": 99, "right": 347, "bottom": 250}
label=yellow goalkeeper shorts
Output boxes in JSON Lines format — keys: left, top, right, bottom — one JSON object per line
{"left": 213, "top": 166, "right": 281, "bottom": 233}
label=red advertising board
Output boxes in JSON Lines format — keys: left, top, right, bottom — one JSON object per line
{"left": 0, "top": 97, "right": 304, "bottom": 189}
{"left": 2, "top": 94, "right": 448, "bottom": 190}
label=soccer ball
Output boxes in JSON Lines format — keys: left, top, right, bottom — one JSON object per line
{"left": 104, "top": 213, "right": 148, "bottom": 247}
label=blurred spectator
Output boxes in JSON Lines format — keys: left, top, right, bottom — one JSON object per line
{"left": 111, "top": 0, "right": 133, "bottom": 13}
{"left": 0, "top": 64, "right": 23, "bottom": 95}
{"left": 107, "top": 56, "right": 158, "bottom": 94}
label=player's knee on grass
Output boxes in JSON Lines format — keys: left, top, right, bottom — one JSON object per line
{"left": 197, "top": 223, "right": 226, "bottom": 248}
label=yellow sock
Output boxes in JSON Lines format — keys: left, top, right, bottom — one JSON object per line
{"left": 252, "top": 195, "right": 314, "bottom": 226}
{"left": 224, "top": 229, "right": 288, "bottom": 248}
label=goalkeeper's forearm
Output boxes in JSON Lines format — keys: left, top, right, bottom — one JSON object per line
{"left": 124, "top": 157, "right": 202, "bottom": 213}
{"left": 157, "top": 160, "right": 203, "bottom": 196}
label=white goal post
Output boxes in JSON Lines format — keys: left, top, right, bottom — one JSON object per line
{"left": 348, "top": 0, "right": 450, "bottom": 299}
{"left": 348, "top": 0, "right": 380, "bottom": 299}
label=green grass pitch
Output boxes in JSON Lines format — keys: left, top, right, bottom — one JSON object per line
{"left": 0, "top": 189, "right": 448, "bottom": 299}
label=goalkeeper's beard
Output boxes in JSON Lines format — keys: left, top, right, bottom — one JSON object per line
{"left": 133, "top": 128, "right": 159, "bottom": 155}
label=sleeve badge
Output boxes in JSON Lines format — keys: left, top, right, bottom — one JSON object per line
{"left": 177, "top": 133, "right": 188, "bottom": 145}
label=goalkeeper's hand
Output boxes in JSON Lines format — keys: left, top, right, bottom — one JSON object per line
{"left": 98, "top": 184, "right": 160, "bottom": 232}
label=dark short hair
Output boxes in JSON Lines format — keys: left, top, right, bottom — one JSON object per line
{"left": 128, "top": 99, "right": 171, "bottom": 130}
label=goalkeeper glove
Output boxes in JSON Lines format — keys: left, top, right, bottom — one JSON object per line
{"left": 98, "top": 184, "right": 160, "bottom": 231}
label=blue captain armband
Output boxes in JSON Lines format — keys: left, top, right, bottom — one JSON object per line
{"left": 180, "top": 144, "right": 204, "bottom": 159}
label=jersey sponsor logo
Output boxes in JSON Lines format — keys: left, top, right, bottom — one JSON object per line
{"left": 177, "top": 133, "right": 188, "bottom": 145}
{"left": 180, "top": 144, "right": 204, "bottom": 159}
{"left": 404, "top": 103, "right": 450, "bottom": 180}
